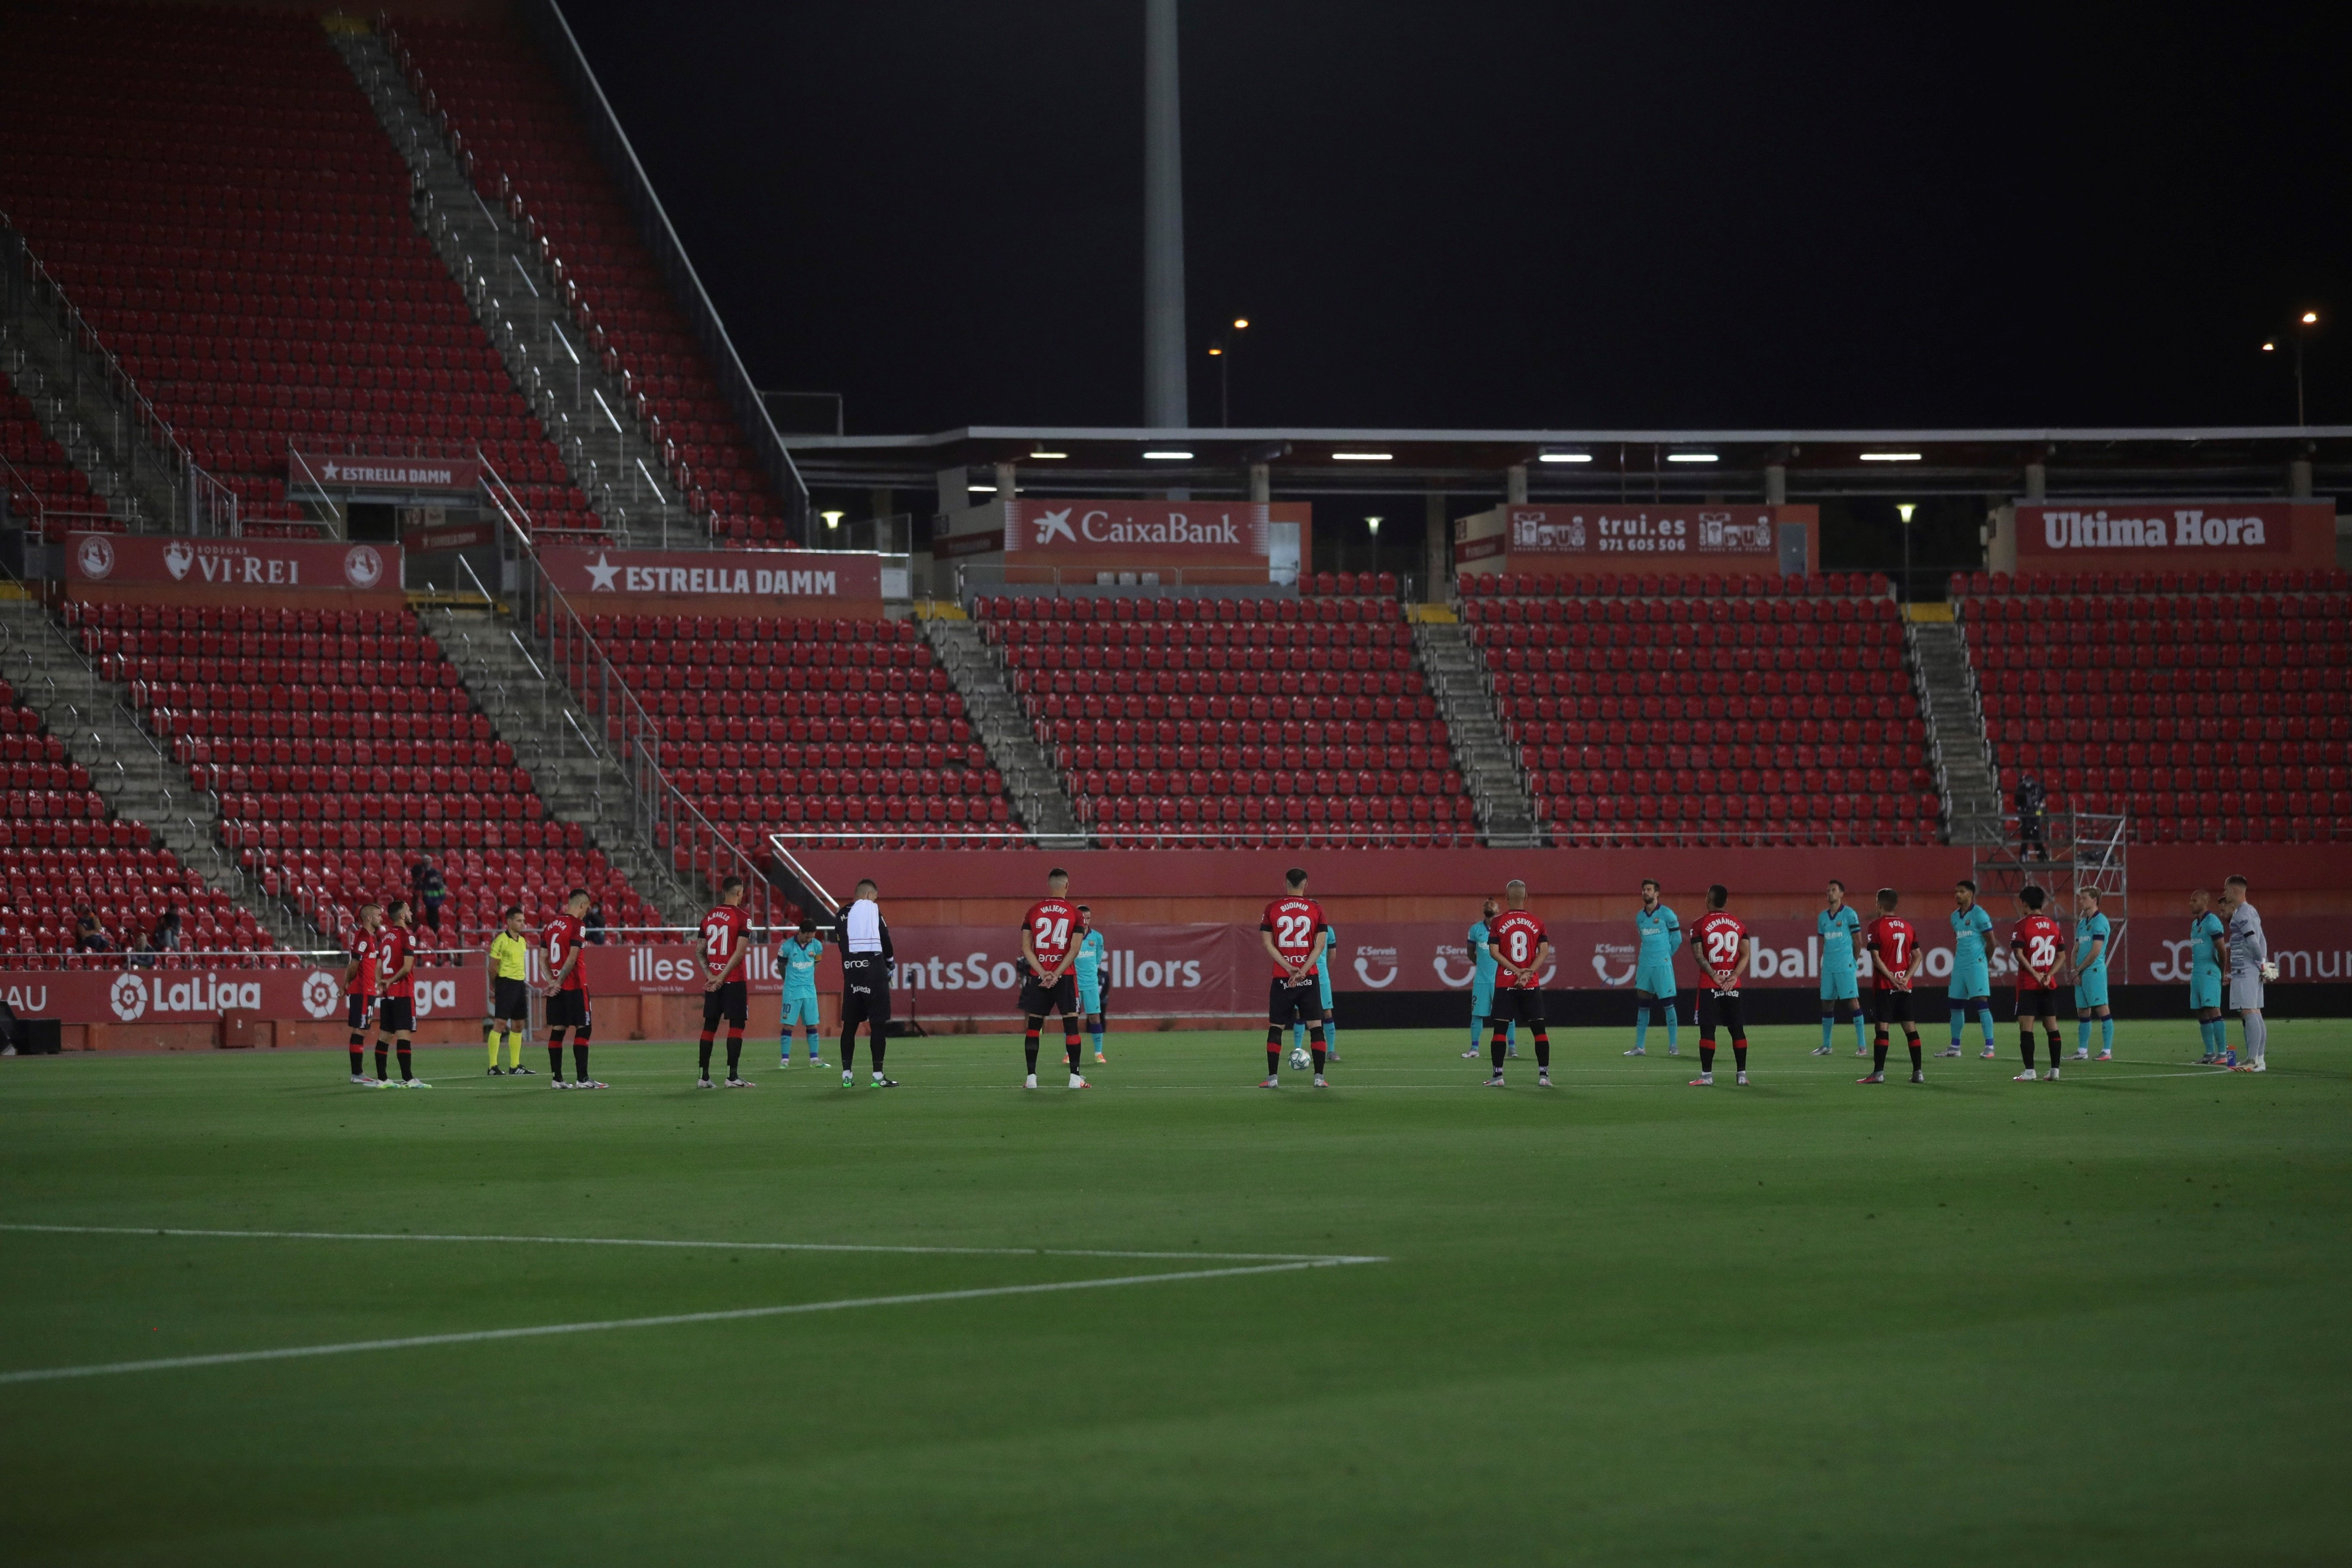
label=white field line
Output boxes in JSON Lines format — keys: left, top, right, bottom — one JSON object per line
{"left": 0, "top": 1259, "right": 1368, "bottom": 1386}
{"left": 0, "top": 1223, "right": 1381, "bottom": 1266}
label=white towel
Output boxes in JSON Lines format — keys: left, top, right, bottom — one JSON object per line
{"left": 844, "top": 899, "right": 883, "bottom": 954}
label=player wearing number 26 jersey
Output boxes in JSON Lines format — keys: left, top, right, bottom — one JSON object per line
{"left": 2008, "top": 886, "right": 2068, "bottom": 1081}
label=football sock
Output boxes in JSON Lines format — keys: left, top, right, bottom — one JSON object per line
{"left": 2206, "top": 1018, "right": 2225, "bottom": 1055}
{"left": 2043, "top": 1030, "right": 2064, "bottom": 1068}
{"left": 485, "top": 1021, "right": 498, "bottom": 1066}
{"left": 1825, "top": 1014, "right": 1839, "bottom": 1053}
{"left": 1267, "top": 1048, "right": 1281, "bottom": 1078}
{"left": 548, "top": 1037, "right": 564, "bottom": 1079}
{"left": 1308, "top": 1025, "right": 1325, "bottom": 1076}
{"left": 1665, "top": 1009, "right": 1679, "bottom": 1052}
{"left": 1947, "top": 1007, "right": 1965, "bottom": 1048}
{"left": 1907, "top": 1036, "right": 1923, "bottom": 1071}
{"left": 1325, "top": 1019, "right": 1339, "bottom": 1055}
{"left": 1732, "top": 1042, "right": 1748, "bottom": 1072}
{"left": 2243, "top": 1013, "right": 2266, "bottom": 1064}
{"left": 375, "top": 1042, "right": 388, "bottom": 1079}
{"left": 1977, "top": 1007, "right": 1998, "bottom": 1047}
{"left": 348, "top": 1039, "right": 363, "bottom": 1076}
{"left": 1024, "top": 1024, "right": 1041, "bottom": 1075}
{"left": 1699, "top": 1044, "right": 1716, "bottom": 1073}
{"left": 1872, "top": 1038, "right": 1889, "bottom": 1074}
{"left": 573, "top": 1039, "right": 590, "bottom": 1079}
{"left": 396, "top": 1041, "right": 412, "bottom": 1082}
{"left": 1091, "top": 1021, "right": 1105, "bottom": 1056}
{"left": 2077, "top": 1018, "right": 2092, "bottom": 1055}
{"left": 698, "top": 1029, "right": 716, "bottom": 1078}
{"left": 1063, "top": 1019, "right": 1081, "bottom": 1074}
{"left": 2019, "top": 1028, "right": 2035, "bottom": 1068}
{"left": 1634, "top": 1014, "right": 1651, "bottom": 1053}
{"left": 1490, "top": 1029, "right": 1508, "bottom": 1072}
{"left": 1532, "top": 1027, "right": 1550, "bottom": 1070}
{"left": 1471, "top": 1015, "right": 1486, "bottom": 1049}
{"left": 839, "top": 1025, "right": 858, "bottom": 1071}
{"left": 504, "top": 1029, "right": 521, "bottom": 1069}
{"left": 870, "top": 1037, "right": 886, "bottom": 1073}
{"left": 725, "top": 1028, "right": 743, "bottom": 1076}
{"left": 1852, "top": 1013, "right": 1869, "bottom": 1054}
{"left": 2100, "top": 1017, "right": 2114, "bottom": 1054}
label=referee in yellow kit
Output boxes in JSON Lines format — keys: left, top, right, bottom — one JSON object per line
{"left": 484, "top": 905, "right": 534, "bottom": 1075}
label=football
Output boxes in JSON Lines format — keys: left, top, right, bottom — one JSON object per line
{"left": 1288, "top": 1045, "right": 1311, "bottom": 1071}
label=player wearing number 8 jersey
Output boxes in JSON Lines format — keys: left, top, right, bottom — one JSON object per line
{"left": 1686, "top": 886, "right": 1752, "bottom": 1086}
{"left": 696, "top": 877, "right": 754, "bottom": 1089}
{"left": 1259, "top": 868, "right": 1329, "bottom": 1087}
{"left": 1019, "top": 868, "right": 1088, "bottom": 1089}
{"left": 2009, "top": 885, "right": 2068, "bottom": 1081}
{"left": 1482, "top": 880, "right": 1554, "bottom": 1088}
{"left": 1860, "top": 888, "right": 1925, "bottom": 1084}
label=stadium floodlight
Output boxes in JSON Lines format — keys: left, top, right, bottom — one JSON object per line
{"left": 1207, "top": 346, "right": 1223, "bottom": 356}
{"left": 821, "top": 510, "right": 844, "bottom": 529}
{"left": 1365, "top": 515, "right": 1383, "bottom": 535}
{"left": 1860, "top": 452, "right": 1922, "bottom": 462}
{"left": 968, "top": 483, "right": 997, "bottom": 493}
{"left": 1538, "top": 450, "right": 1593, "bottom": 463}
{"left": 1142, "top": 450, "right": 1194, "bottom": 460}
{"left": 1233, "top": 317, "right": 1250, "bottom": 329}
{"left": 1896, "top": 503, "right": 1917, "bottom": 523}
{"left": 1331, "top": 451, "right": 1392, "bottom": 461}
{"left": 1028, "top": 450, "right": 1068, "bottom": 459}
{"left": 1666, "top": 452, "right": 1718, "bottom": 463}
{"left": 2303, "top": 311, "right": 2320, "bottom": 324}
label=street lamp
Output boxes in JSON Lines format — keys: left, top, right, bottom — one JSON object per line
{"left": 1896, "top": 502, "right": 1916, "bottom": 606}
{"left": 1364, "top": 514, "right": 1382, "bottom": 578}
{"left": 2261, "top": 310, "right": 2320, "bottom": 426}
{"left": 1208, "top": 317, "right": 1250, "bottom": 426}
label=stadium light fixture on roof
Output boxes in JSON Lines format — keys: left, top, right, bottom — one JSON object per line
{"left": 1142, "top": 450, "right": 1194, "bottom": 460}
{"left": 1331, "top": 451, "right": 1393, "bottom": 461}
{"left": 821, "top": 510, "right": 844, "bottom": 529}
{"left": 1365, "top": 515, "right": 1383, "bottom": 535}
{"left": 1027, "top": 449, "right": 1068, "bottom": 459}
{"left": 968, "top": 483, "right": 997, "bottom": 493}
{"left": 1666, "top": 452, "right": 1718, "bottom": 464}
{"left": 1860, "top": 452, "right": 1923, "bottom": 462}
{"left": 1538, "top": 450, "right": 1593, "bottom": 463}
{"left": 2303, "top": 310, "right": 2320, "bottom": 324}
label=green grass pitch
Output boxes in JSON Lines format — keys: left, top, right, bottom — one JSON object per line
{"left": 3, "top": 1022, "right": 2346, "bottom": 1566}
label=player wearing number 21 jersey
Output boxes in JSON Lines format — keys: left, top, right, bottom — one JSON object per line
{"left": 696, "top": 877, "right": 753, "bottom": 1088}
{"left": 1019, "top": 868, "right": 1088, "bottom": 1089}
{"left": 1481, "top": 879, "right": 1555, "bottom": 1088}
{"left": 1260, "top": 868, "right": 1329, "bottom": 1087}
{"left": 1685, "top": 887, "right": 1751, "bottom": 1086}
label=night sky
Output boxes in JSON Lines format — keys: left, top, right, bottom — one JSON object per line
{"left": 562, "top": 1, "right": 2349, "bottom": 440}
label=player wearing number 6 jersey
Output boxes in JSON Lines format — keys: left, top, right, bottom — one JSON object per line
{"left": 1686, "top": 886, "right": 1752, "bottom": 1086}
{"left": 1259, "top": 868, "right": 1330, "bottom": 1087}
{"left": 1860, "top": 888, "right": 1925, "bottom": 1084}
{"left": 696, "top": 877, "right": 754, "bottom": 1088}
{"left": 1020, "top": 868, "right": 1088, "bottom": 1089}
{"left": 1483, "top": 880, "right": 1554, "bottom": 1088}
{"left": 2009, "top": 885, "right": 2068, "bottom": 1081}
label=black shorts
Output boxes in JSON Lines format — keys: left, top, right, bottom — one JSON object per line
{"left": 1494, "top": 988, "right": 1546, "bottom": 1027}
{"left": 347, "top": 993, "right": 373, "bottom": 1030}
{"left": 1698, "top": 989, "right": 1745, "bottom": 1040}
{"left": 1873, "top": 987, "right": 1916, "bottom": 1025}
{"left": 547, "top": 988, "right": 590, "bottom": 1029}
{"left": 1268, "top": 977, "right": 1320, "bottom": 1026}
{"left": 377, "top": 997, "right": 416, "bottom": 1035}
{"left": 842, "top": 957, "right": 893, "bottom": 1028}
{"left": 1019, "top": 972, "right": 1078, "bottom": 1018}
{"left": 493, "top": 977, "right": 530, "bottom": 1021}
{"left": 2014, "top": 986, "right": 2059, "bottom": 1019}
{"left": 703, "top": 978, "right": 748, "bottom": 1028}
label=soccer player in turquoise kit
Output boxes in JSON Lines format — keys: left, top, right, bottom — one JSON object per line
{"left": 1626, "top": 878, "right": 1681, "bottom": 1057}
{"left": 777, "top": 921, "right": 827, "bottom": 1067}
{"left": 1947, "top": 879, "right": 1999, "bottom": 1058}
{"left": 1461, "top": 898, "right": 1518, "bottom": 1060}
{"left": 1812, "top": 879, "right": 1867, "bottom": 1057}
{"left": 1295, "top": 922, "right": 1341, "bottom": 1063}
{"left": 2071, "top": 887, "right": 2114, "bottom": 1061}
{"left": 1073, "top": 905, "right": 1109, "bottom": 1065}
{"left": 2188, "top": 889, "right": 2227, "bottom": 1063}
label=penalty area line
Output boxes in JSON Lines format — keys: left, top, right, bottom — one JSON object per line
{"left": 0, "top": 1258, "right": 1375, "bottom": 1386}
{"left": 0, "top": 1223, "right": 1380, "bottom": 1266}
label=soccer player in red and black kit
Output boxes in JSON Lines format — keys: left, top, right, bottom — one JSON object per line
{"left": 1018, "top": 867, "right": 1089, "bottom": 1090}
{"left": 2009, "top": 884, "right": 2069, "bottom": 1082}
{"left": 1484, "top": 878, "right": 1554, "bottom": 1088}
{"left": 372, "top": 900, "right": 429, "bottom": 1088}
{"left": 542, "top": 887, "right": 605, "bottom": 1088}
{"left": 1686, "top": 885, "right": 1752, "bottom": 1086}
{"left": 1260, "top": 868, "right": 1329, "bottom": 1088}
{"left": 343, "top": 900, "right": 382, "bottom": 1084}
{"left": 1860, "top": 887, "right": 1926, "bottom": 1084}
{"left": 697, "top": 875, "right": 754, "bottom": 1089}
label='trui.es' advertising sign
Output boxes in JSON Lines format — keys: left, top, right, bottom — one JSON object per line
{"left": 2014, "top": 500, "right": 2333, "bottom": 569}
{"left": 540, "top": 546, "right": 884, "bottom": 613}
{"left": 65, "top": 533, "right": 396, "bottom": 592}
{"left": 1506, "top": 506, "right": 1776, "bottom": 560}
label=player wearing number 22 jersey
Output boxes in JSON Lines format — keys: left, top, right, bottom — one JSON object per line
{"left": 1260, "top": 870, "right": 1329, "bottom": 1087}
{"left": 1481, "top": 880, "right": 1555, "bottom": 1088}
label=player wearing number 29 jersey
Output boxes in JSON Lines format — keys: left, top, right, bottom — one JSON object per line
{"left": 1685, "top": 888, "right": 1751, "bottom": 1086}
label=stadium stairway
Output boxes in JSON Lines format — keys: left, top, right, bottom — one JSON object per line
{"left": 1413, "top": 619, "right": 1541, "bottom": 847}
{"left": 330, "top": 28, "right": 678, "bottom": 544}
{"left": 1908, "top": 617, "right": 2003, "bottom": 843}
{"left": 427, "top": 605, "right": 699, "bottom": 919}
{"left": 918, "top": 615, "right": 1085, "bottom": 846}
{"left": 0, "top": 246, "right": 175, "bottom": 531}
{"left": 0, "top": 597, "right": 300, "bottom": 944}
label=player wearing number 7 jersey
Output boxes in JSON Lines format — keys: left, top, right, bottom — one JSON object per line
{"left": 1860, "top": 888, "right": 1925, "bottom": 1084}
{"left": 1482, "top": 880, "right": 1554, "bottom": 1088}
{"left": 1686, "top": 886, "right": 1753, "bottom": 1086}
{"left": 1019, "top": 868, "right": 1088, "bottom": 1089}
{"left": 696, "top": 877, "right": 754, "bottom": 1088}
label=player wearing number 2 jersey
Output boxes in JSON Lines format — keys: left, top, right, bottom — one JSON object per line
{"left": 696, "top": 877, "right": 754, "bottom": 1089}
{"left": 2009, "top": 885, "right": 2068, "bottom": 1081}
{"left": 1019, "top": 868, "right": 1088, "bottom": 1089}
{"left": 1259, "top": 868, "right": 1330, "bottom": 1087}
{"left": 1482, "top": 880, "right": 1555, "bottom": 1088}
{"left": 1860, "top": 888, "right": 1925, "bottom": 1084}
{"left": 1686, "top": 886, "right": 1752, "bottom": 1087}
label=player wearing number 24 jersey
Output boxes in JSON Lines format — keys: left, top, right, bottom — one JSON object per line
{"left": 1020, "top": 868, "right": 1088, "bottom": 1090}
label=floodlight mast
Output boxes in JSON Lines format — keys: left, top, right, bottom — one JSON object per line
{"left": 1142, "top": 0, "right": 1189, "bottom": 430}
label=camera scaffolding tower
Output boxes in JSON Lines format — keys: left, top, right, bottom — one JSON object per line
{"left": 1971, "top": 810, "right": 2131, "bottom": 979}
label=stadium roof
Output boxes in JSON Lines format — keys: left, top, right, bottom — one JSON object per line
{"left": 783, "top": 425, "right": 2352, "bottom": 504}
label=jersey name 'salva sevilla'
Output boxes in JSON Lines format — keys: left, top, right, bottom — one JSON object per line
{"left": 1690, "top": 910, "right": 1748, "bottom": 988}
{"left": 1261, "top": 897, "right": 1328, "bottom": 980}
{"left": 1487, "top": 911, "right": 1549, "bottom": 989}
{"left": 544, "top": 914, "right": 589, "bottom": 993}
{"left": 349, "top": 928, "right": 377, "bottom": 997}
{"left": 1023, "top": 898, "right": 1080, "bottom": 971}
{"left": 374, "top": 926, "right": 414, "bottom": 1000}
{"left": 2011, "top": 914, "right": 2067, "bottom": 989}
{"left": 1864, "top": 914, "right": 1919, "bottom": 986}
{"left": 701, "top": 905, "right": 751, "bottom": 979}
{"left": 1818, "top": 905, "right": 1860, "bottom": 973}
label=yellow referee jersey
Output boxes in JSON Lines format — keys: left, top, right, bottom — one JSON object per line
{"left": 489, "top": 932, "right": 530, "bottom": 981}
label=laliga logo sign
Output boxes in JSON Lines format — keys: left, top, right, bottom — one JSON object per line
{"left": 109, "top": 972, "right": 148, "bottom": 1021}
{"left": 109, "top": 972, "right": 266, "bottom": 1020}
{"left": 75, "top": 534, "right": 117, "bottom": 580}
{"left": 343, "top": 545, "right": 385, "bottom": 589}
{"left": 301, "top": 971, "right": 342, "bottom": 1019}
{"left": 411, "top": 978, "right": 460, "bottom": 1018}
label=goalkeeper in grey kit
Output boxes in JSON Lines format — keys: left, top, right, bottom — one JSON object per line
{"left": 837, "top": 878, "right": 898, "bottom": 1088}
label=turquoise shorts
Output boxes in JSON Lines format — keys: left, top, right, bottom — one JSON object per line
{"left": 1471, "top": 982, "right": 1495, "bottom": 1018}
{"left": 2189, "top": 969, "right": 2223, "bottom": 1011}
{"left": 1077, "top": 980, "right": 1102, "bottom": 1015}
{"left": 2074, "top": 969, "right": 2110, "bottom": 1011}
{"left": 1947, "top": 965, "right": 1992, "bottom": 1003}
{"left": 1317, "top": 974, "right": 1333, "bottom": 1012}
{"left": 1820, "top": 968, "right": 1859, "bottom": 1004}
{"left": 1634, "top": 962, "right": 1676, "bottom": 997}
{"left": 780, "top": 992, "right": 820, "bottom": 1028}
